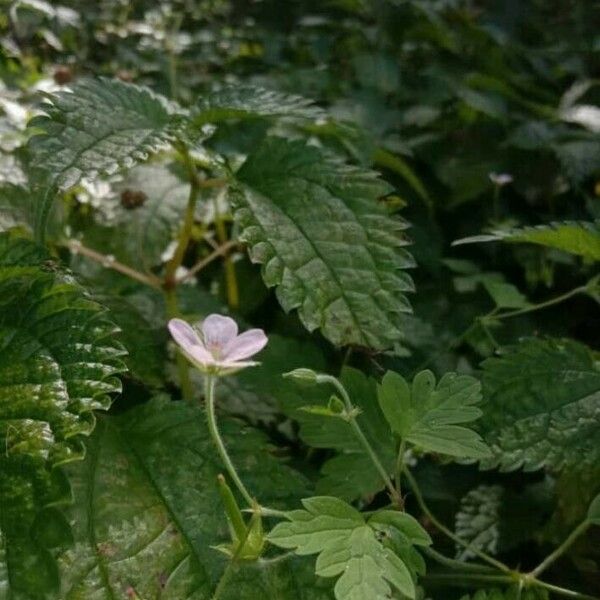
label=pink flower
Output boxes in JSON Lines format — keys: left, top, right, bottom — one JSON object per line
{"left": 168, "top": 314, "right": 268, "bottom": 375}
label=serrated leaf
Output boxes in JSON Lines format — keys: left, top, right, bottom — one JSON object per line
{"left": 27, "top": 78, "right": 184, "bottom": 240}
{"left": 268, "top": 496, "right": 428, "bottom": 600}
{"left": 455, "top": 485, "right": 503, "bottom": 560}
{"left": 453, "top": 221, "right": 600, "bottom": 261}
{"left": 57, "top": 396, "right": 331, "bottom": 599}
{"left": 378, "top": 370, "right": 490, "bottom": 459}
{"left": 193, "top": 85, "right": 325, "bottom": 126}
{"left": 478, "top": 338, "right": 600, "bottom": 472}
{"left": 233, "top": 136, "right": 415, "bottom": 349}
{"left": 0, "top": 232, "right": 126, "bottom": 597}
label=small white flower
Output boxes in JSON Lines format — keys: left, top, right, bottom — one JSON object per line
{"left": 168, "top": 314, "right": 267, "bottom": 375}
{"left": 489, "top": 172, "right": 513, "bottom": 186}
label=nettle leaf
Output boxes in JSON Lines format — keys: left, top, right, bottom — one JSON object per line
{"left": 378, "top": 370, "right": 490, "bottom": 459}
{"left": 455, "top": 485, "right": 503, "bottom": 560}
{"left": 233, "top": 136, "right": 415, "bottom": 349}
{"left": 193, "top": 85, "right": 325, "bottom": 125}
{"left": 280, "top": 367, "right": 396, "bottom": 502}
{"left": 0, "top": 233, "right": 125, "bottom": 597}
{"left": 453, "top": 221, "right": 600, "bottom": 261}
{"left": 27, "top": 78, "right": 184, "bottom": 239}
{"left": 268, "top": 497, "right": 431, "bottom": 600}
{"left": 58, "top": 396, "right": 331, "bottom": 599}
{"left": 478, "top": 338, "right": 600, "bottom": 472}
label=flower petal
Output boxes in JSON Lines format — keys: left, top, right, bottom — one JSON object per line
{"left": 202, "top": 314, "right": 238, "bottom": 350}
{"left": 168, "top": 318, "right": 202, "bottom": 353}
{"left": 223, "top": 329, "right": 268, "bottom": 362}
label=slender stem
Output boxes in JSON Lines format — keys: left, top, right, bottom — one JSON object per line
{"left": 165, "top": 287, "right": 194, "bottom": 401}
{"left": 65, "top": 240, "right": 161, "bottom": 288}
{"left": 212, "top": 193, "right": 239, "bottom": 309}
{"left": 422, "top": 546, "right": 498, "bottom": 574}
{"left": 177, "top": 240, "right": 238, "bottom": 283}
{"left": 529, "top": 521, "right": 590, "bottom": 578}
{"left": 492, "top": 285, "right": 588, "bottom": 321}
{"left": 403, "top": 468, "right": 512, "bottom": 573}
{"left": 321, "top": 375, "right": 401, "bottom": 505}
{"left": 204, "top": 375, "right": 254, "bottom": 507}
{"left": 164, "top": 149, "right": 200, "bottom": 283}
{"left": 395, "top": 439, "right": 406, "bottom": 497}
{"left": 423, "top": 573, "right": 515, "bottom": 586}
{"left": 531, "top": 580, "right": 599, "bottom": 600}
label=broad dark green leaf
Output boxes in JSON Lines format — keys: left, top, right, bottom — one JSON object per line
{"left": 0, "top": 233, "right": 125, "bottom": 597}
{"left": 478, "top": 339, "right": 600, "bottom": 472}
{"left": 27, "top": 78, "right": 184, "bottom": 240}
{"left": 193, "top": 85, "right": 325, "bottom": 126}
{"left": 233, "top": 136, "right": 415, "bottom": 349}
{"left": 57, "top": 396, "right": 332, "bottom": 599}
{"left": 453, "top": 221, "right": 600, "bottom": 261}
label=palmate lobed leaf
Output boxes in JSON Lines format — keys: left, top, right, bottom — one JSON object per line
{"left": 57, "top": 396, "right": 331, "bottom": 600}
{"left": 478, "top": 338, "right": 600, "bottom": 473}
{"left": 233, "top": 136, "right": 415, "bottom": 349}
{"left": 268, "top": 496, "right": 431, "bottom": 600}
{"left": 377, "top": 370, "right": 490, "bottom": 459}
{"left": 453, "top": 220, "right": 600, "bottom": 261}
{"left": 0, "top": 232, "right": 126, "bottom": 597}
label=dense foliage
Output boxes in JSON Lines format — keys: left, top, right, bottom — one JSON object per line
{"left": 1, "top": 1, "right": 599, "bottom": 598}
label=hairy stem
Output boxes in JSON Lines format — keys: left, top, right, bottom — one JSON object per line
{"left": 204, "top": 375, "right": 254, "bottom": 507}
{"left": 320, "top": 374, "right": 401, "bottom": 506}
{"left": 529, "top": 520, "right": 590, "bottom": 578}
{"left": 177, "top": 240, "right": 238, "bottom": 283}
{"left": 395, "top": 439, "right": 406, "bottom": 498}
{"left": 403, "top": 467, "right": 512, "bottom": 573}
{"left": 422, "top": 546, "right": 498, "bottom": 574}
{"left": 491, "top": 284, "right": 590, "bottom": 321}
{"left": 65, "top": 240, "right": 161, "bottom": 288}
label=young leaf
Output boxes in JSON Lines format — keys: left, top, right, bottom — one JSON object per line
{"left": 58, "top": 396, "right": 327, "bottom": 599}
{"left": 378, "top": 370, "right": 490, "bottom": 459}
{"left": 478, "top": 338, "right": 600, "bottom": 472}
{"left": 232, "top": 136, "right": 415, "bottom": 349}
{"left": 193, "top": 85, "right": 325, "bottom": 125}
{"left": 0, "top": 233, "right": 126, "bottom": 597}
{"left": 27, "top": 78, "right": 184, "bottom": 239}
{"left": 268, "top": 497, "right": 431, "bottom": 600}
{"left": 453, "top": 220, "right": 600, "bottom": 261}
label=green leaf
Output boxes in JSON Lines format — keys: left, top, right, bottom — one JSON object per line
{"left": 233, "top": 136, "right": 415, "bottom": 349}
{"left": 455, "top": 485, "right": 503, "bottom": 560}
{"left": 378, "top": 370, "right": 490, "bottom": 459}
{"left": 478, "top": 338, "right": 600, "bottom": 472}
{"left": 57, "top": 396, "right": 330, "bottom": 599}
{"left": 482, "top": 280, "right": 530, "bottom": 310}
{"left": 193, "top": 85, "right": 325, "bottom": 126}
{"left": 587, "top": 493, "right": 600, "bottom": 525}
{"left": 453, "top": 221, "right": 600, "bottom": 261}
{"left": 268, "top": 496, "right": 430, "bottom": 600}
{"left": 27, "top": 78, "right": 184, "bottom": 240}
{"left": 0, "top": 232, "right": 126, "bottom": 597}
